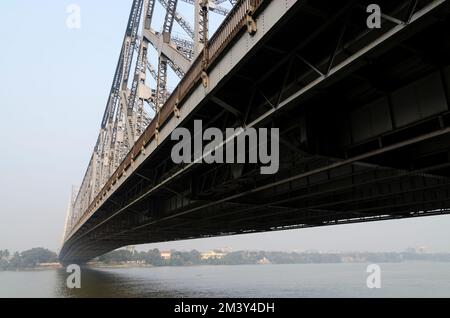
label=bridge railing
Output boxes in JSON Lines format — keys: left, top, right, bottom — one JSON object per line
{"left": 65, "top": 0, "right": 268, "bottom": 241}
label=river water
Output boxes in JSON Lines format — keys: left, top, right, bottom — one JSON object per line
{"left": 0, "top": 262, "right": 449, "bottom": 298}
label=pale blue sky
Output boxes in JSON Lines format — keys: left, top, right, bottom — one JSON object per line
{"left": 1, "top": 1, "right": 450, "bottom": 253}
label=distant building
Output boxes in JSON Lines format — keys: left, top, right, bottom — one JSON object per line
{"left": 305, "top": 249, "right": 319, "bottom": 254}
{"left": 216, "top": 247, "right": 232, "bottom": 253}
{"left": 160, "top": 251, "right": 171, "bottom": 260}
{"left": 201, "top": 250, "right": 227, "bottom": 260}
{"left": 341, "top": 256, "right": 355, "bottom": 263}
{"left": 126, "top": 260, "right": 146, "bottom": 265}
{"left": 257, "top": 257, "right": 271, "bottom": 265}
{"left": 341, "top": 255, "right": 367, "bottom": 263}
{"left": 405, "top": 246, "right": 429, "bottom": 254}
{"left": 417, "top": 246, "right": 428, "bottom": 254}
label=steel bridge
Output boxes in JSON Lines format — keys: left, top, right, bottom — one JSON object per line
{"left": 60, "top": 0, "right": 450, "bottom": 263}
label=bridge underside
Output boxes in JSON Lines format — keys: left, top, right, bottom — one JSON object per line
{"left": 61, "top": 0, "right": 450, "bottom": 263}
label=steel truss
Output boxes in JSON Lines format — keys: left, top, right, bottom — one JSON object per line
{"left": 63, "top": 0, "right": 235, "bottom": 240}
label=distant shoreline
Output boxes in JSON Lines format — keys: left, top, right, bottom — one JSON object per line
{"left": 0, "top": 264, "right": 63, "bottom": 272}
{"left": 3, "top": 248, "right": 450, "bottom": 272}
{"left": 86, "top": 263, "right": 154, "bottom": 269}
{"left": 86, "top": 259, "right": 450, "bottom": 270}
{"left": 2, "top": 259, "right": 450, "bottom": 272}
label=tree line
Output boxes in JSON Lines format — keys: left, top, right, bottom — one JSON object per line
{"left": 95, "top": 249, "right": 450, "bottom": 266}
{"left": 2, "top": 247, "right": 450, "bottom": 270}
{"left": 0, "top": 248, "right": 58, "bottom": 270}
{"left": 97, "top": 249, "right": 203, "bottom": 266}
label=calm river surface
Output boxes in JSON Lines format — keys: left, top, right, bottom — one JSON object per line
{"left": 1, "top": 262, "right": 449, "bottom": 298}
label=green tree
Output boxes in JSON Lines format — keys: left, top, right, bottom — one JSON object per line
{"left": 132, "top": 251, "right": 146, "bottom": 262}
{"left": 0, "top": 250, "right": 8, "bottom": 259}
{"left": 0, "top": 250, "right": 9, "bottom": 270}
{"left": 168, "top": 250, "right": 202, "bottom": 266}
{"left": 20, "top": 248, "right": 57, "bottom": 267}
{"left": 188, "top": 250, "right": 202, "bottom": 265}
{"left": 98, "top": 249, "right": 133, "bottom": 264}
{"left": 144, "top": 249, "right": 163, "bottom": 266}
{"left": 8, "top": 252, "right": 22, "bottom": 269}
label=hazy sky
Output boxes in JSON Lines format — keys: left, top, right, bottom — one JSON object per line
{"left": 1, "top": 0, "right": 450, "bottom": 254}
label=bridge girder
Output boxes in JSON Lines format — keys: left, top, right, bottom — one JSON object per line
{"left": 61, "top": 0, "right": 450, "bottom": 263}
